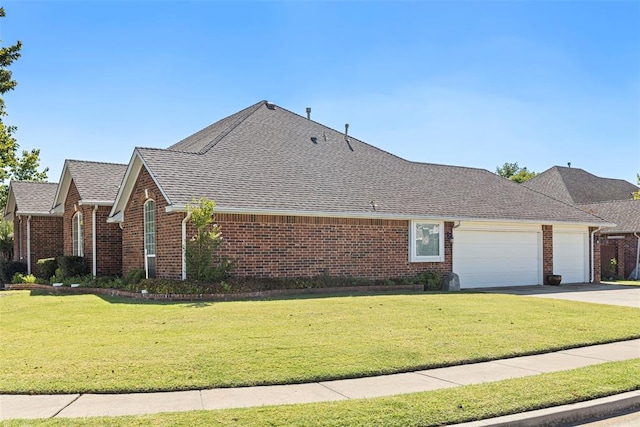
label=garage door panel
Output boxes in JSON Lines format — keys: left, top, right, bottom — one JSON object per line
{"left": 454, "top": 229, "right": 541, "bottom": 288}
{"left": 553, "top": 231, "right": 587, "bottom": 284}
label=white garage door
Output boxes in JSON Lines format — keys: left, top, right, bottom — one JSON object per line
{"left": 553, "top": 227, "right": 588, "bottom": 284}
{"left": 453, "top": 223, "right": 541, "bottom": 288}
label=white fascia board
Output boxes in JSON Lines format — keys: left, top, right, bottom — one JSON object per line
{"left": 107, "top": 211, "right": 123, "bottom": 223}
{"left": 78, "top": 200, "right": 114, "bottom": 207}
{"left": 15, "top": 211, "right": 61, "bottom": 217}
{"left": 51, "top": 161, "right": 73, "bottom": 212}
{"left": 108, "top": 149, "right": 173, "bottom": 222}
{"left": 50, "top": 204, "right": 64, "bottom": 215}
{"left": 164, "top": 204, "right": 613, "bottom": 227}
{"left": 109, "top": 151, "right": 142, "bottom": 220}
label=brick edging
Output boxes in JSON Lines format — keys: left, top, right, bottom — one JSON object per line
{"left": 4, "top": 283, "right": 425, "bottom": 301}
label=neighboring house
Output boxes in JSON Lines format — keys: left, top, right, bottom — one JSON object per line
{"left": 51, "top": 160, "right": 127, "bottom": 277}
{"left": 524, "top": 166, "right": 640, "bottom": 279}
{"left": 4, "top": 181, "right": 63, "bottom": 275}
{"left": 108, "top": 101, "right": 610, "bottom": 288}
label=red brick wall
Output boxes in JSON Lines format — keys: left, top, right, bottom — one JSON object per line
{"left": 542, "top": 225, "right": 553, "bottom": 284}
{"left": 94, "top": 207, "right": 122, "bottom": 276}
{"left": 122, "top": 167, "right": 454, "bottom": 280}
{"left": 122, "top": 167, "right": 184, "bottom": 280}
{"left": 63, "top": 180, "right": 122, "bottom": 276}
{"left": 600, "top": 234, "right": 638, "bottom": 279}
{"left": 590, "top": 227, "right": 601, "bottom": 283}
{"left": 12, "top": 215, "right": 63, "bottom": 274}
{"left": 215, "top": 214, "right": 453, "bottom": 279}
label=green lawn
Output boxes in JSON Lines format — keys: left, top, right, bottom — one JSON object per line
{"left": 3, "top": 359, "right": 639, "bottom": 426}
{"left": 1, "top": 290, "right": 639, "bottom": 394}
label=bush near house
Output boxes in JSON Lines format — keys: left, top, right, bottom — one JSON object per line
{"left": 36, "top": 257, "right": 57, "bottom": 280}
{"left": 0, "top": 260, "right": 27, "bottom": 284}
{"left": 56, "top": 255, "right": 88, "bottom": 278}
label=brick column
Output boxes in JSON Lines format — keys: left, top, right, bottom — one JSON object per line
{"left": 590, "top": 227, "right": 601, "bottom": 283}
{"left": 542, "top": 225, "right": 553, "bottom": 284}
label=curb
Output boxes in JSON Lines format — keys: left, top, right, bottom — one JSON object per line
{"left": 454, "top": 390, "right": 640, "bottom": 426}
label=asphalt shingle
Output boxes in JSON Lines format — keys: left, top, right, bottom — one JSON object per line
{"left": 580, "top": 200, "right": 640, "bottom": 233}
{"left": 9, "top": 181, "right": 58, "bottom": 215}
{"left": 131, "top": 101, "right": 607, "bottom": 225}
{"left": 66, "top": 160, "right": 128, "bottom": 202}
{"left": 523, "top": 166, "right": 638, "bottom": 205}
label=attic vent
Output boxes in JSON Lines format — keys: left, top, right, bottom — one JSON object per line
{"left": 266, "top": 101, "right": 276, "bottom": 110}
{"left": 310, "top": 137, "right": 318, "bottom": 144}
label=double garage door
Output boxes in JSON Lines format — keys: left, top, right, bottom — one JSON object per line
{"left": 453, "top": 223, "right": 588, "bottom": 288}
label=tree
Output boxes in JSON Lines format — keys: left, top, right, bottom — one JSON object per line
{"left": 185, "top": 197, "right": 232, "bottom": 281}
{"left": 0, "top": 7, "right": 48, "bottom": 211}
{"left": 633, "top": 173, "right": 640, "bottom": 200}
{"left": 496, "top": 162, "right": 537, "bottom": 183}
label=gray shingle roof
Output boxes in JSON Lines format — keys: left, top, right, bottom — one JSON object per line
{"left": 66, "top": 160, "right": 128, "bottom": 202}
{"left": 127, "top": 101, "right": 607, "bottom": 225}
{"left": 9, "top": 181, "right": 59, "bottom": 215}
{"left": 523, "top": 166, "right": 638, "bottom": 205}
{"left": 580, "top": 200, "right": 640, "bottom": 233}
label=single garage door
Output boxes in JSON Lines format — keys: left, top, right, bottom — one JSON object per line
{"left": 453, "top": 223, "right": 541, "bottom": 288}
{"left": 553, "top": 227, "right": 588, "bottom": 284}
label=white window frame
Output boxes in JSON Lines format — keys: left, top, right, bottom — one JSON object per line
{"left": 409, "top": 220, "right": 444, "bottom": 263}
{"left": 72, "top": 212, "right": 84, "bottom": 257}
{"left": 144, "top": 199, "right": 156, "bottom": 279}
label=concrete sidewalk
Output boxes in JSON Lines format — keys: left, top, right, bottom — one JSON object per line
{"left": 1, "top": 339, "right": 638, "bottom": 421}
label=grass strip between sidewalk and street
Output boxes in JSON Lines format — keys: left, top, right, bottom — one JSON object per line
{"left": 2, "top": 359, "right": 639, "bottom": 426}
{"left": 1, "top": 290, "right": 639, "bottom": 394}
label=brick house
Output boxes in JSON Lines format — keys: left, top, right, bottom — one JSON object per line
{"left": 4, "top": 181, "right": 63, "bottom": 275}
{"left": 109, "top": 101, "right": 611, "bottom": 288}
{"left": 51, "top": 160, "right": 127, "bottom": 277}
{"left": 524, "top": 166, "right": 639, "bottom": 279}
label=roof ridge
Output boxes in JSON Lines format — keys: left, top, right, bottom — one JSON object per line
{"left": 519, "top": 181, "right": 609, "bottom": 221}
{"left": 67, "top": 159, "right": 128, "bottom": 167}
{"left": 197, "top": 101, "right": 267, "bottom": 154}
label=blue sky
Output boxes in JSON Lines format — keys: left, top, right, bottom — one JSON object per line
{"left": 1, "top": 0, "right": 639, "bottom": 185}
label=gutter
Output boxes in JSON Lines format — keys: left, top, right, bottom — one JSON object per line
{"left": 92, "top": 205, "right": 98, "bottom": 277}
{"left": 635, "top": 233, "right": 640, "bottom": 280}
{"left": 26, "top": 216, "right": 32, "bottom": 275}
{"left": 164, "top": 204, "right": 614, "bottom": 228}
{"left": 181, "top": 211, "right": 192, "bottom": 280}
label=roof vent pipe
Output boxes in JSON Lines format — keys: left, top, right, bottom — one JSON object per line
{"left": 344, "top": 124, "right": 354, "bottom": 152}
{"left": 306, "top": 107, "right": 311, "bottom": 120}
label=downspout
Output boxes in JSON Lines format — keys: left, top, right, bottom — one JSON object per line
{"left": 26, "top": 216, "right": 32, "bottom": 275}
{"left": 634, "top": 233, "right": 640, "bottom": 280}
{"left": 182, "top": 211, "right": 192, "bottom": 280}
{"left": 590, "top": 227, "right": 602, "bottom": 283}
{"left": 92, "top": 205, "right": 98, "bottom": 277}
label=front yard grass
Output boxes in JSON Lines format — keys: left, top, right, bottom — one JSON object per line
{"left": 1, "top": 290, "right": 639, "bottom": 394}
{"left": 3, "top": 359, "right": 639, "bottom": 426}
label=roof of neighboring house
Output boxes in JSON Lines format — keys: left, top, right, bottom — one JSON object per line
{"left": 110, "top": 101, "right": 611, "bottom": 226}
{"left": 52, "top": 160, "right": 128, "bottom": 213}
{"left": 580, "top": 199, "right": 640, "bottom": 234}
{"left": 523, "top": 166, "right": 638, "bottom": 205}
{"left": 4, "top": 181, "right": 60, "bottom": 220}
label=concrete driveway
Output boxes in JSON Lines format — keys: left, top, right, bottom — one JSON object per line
{"left": 477, "top": 284, "right": 640, "bottom": 308}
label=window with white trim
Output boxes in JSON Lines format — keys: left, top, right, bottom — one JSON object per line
{"left": 410, "top": 220, "right": 444, "bottom": 262}
{"left": 72, "top": 212, "right": 84, "bottom": 256}
{"left": 144, "top": 200, "right": 156, "bottom": 278}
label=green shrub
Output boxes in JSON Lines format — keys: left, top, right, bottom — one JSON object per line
{"left": 36, "top": 258, "right": 58, "bottom": 280}
{"left": 12, "top": 273, "right": 36, "bottom": 284}
{"left": 1, "top": 260, "right": 27, "bottom": 284}
{"left": 125, "top": 268, "right": 146, "bottom": 285}
{"left": 56, "top": 256, "right": 88, "bottom": 278}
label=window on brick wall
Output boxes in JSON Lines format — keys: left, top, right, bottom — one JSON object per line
{"left": 72, "top": 212, "right": 84, "bottom": 256}
{"left": 144, "top": 200, "right": 156, "bottom": 278}
{"left": 410, "top": 220, "right": 444, "bottom": 262}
